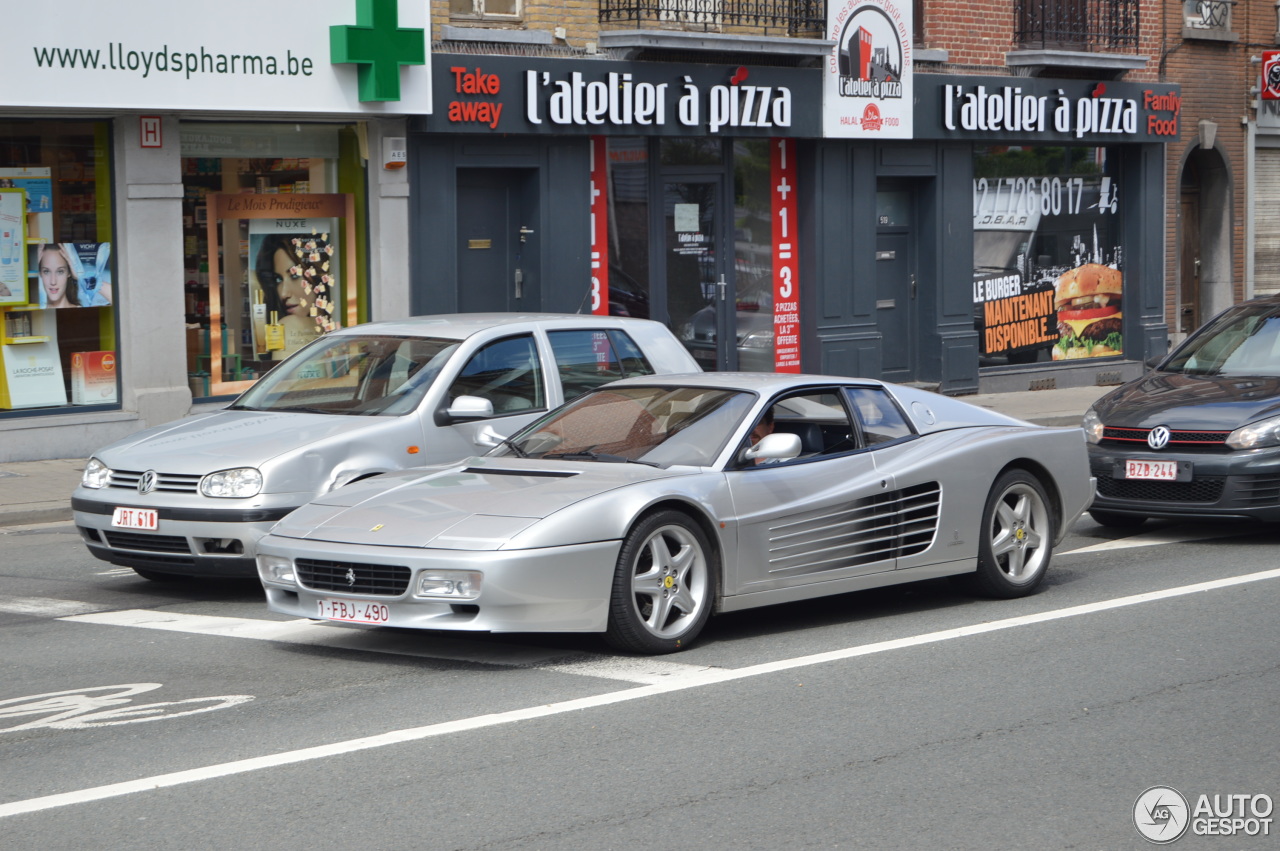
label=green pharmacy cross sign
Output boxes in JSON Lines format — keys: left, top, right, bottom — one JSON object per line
{"left": 330, "top": 0, "right": 425, "bottom": 102}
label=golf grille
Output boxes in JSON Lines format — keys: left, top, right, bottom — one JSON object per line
{"left": 107, "top": 470, "right": 202, "bottom": 493}
{"left": 1095, "top": 474, "right": 1225, "bottom": 503}
{"left": 1100, "top": 427, "right": 1230, "bottom": 449}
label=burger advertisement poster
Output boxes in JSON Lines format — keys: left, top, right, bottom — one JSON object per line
{"left": 973, "top": 145, "right": 1123, "bottom": 364}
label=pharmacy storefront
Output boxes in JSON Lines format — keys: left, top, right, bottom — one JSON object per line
{"left": 0, "top": 0, "right": 428, "bottom": 461}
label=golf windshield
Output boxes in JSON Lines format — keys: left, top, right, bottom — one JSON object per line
{"left": 1163, "top": 306, "right": 1280, "bottom": 377}
{"left": 499, "top": 386, "right": 755, "bottom": 468}
{"left": 230, "top": 335, "right": 459, "bottom": 415}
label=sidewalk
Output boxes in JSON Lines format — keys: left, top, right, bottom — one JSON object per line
{"left": 0, "top": 385, "right": 1106, "bottom": 528}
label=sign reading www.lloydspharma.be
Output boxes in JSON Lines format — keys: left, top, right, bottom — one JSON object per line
{"left": 823, "top": 0, "right": 913, "bottom": 139}
{"left": 8, "top": 0, "right": 431, "bottom": 114}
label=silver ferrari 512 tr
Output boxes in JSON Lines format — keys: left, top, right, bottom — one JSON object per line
{"left": 257, "top": 373, "right": 1094, "bottom": 654}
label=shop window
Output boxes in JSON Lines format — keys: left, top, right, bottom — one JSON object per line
{"left": 972, "top": 145, "right": 1123, "bottom": 368}
{"left": 0, "top": 119, "right": 117, "bottom": 414}
{"left": 604, "top": 138, "right": 651, "bottom": 319}
{"left": 180, "top": 123, "right": 367, "bottom": 399}
{"left": 732, "top": 139, "right": 776, "bottom": 372}
{"left": 450, "top": 0, "right": 522, "bottom": 21}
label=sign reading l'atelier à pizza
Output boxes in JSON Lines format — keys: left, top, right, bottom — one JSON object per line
{"left": 421, "top": 55, "right": 822, "bottom": 137}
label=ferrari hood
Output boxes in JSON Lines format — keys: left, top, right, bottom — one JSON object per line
{"left": 271, "top": 458, "right": 688, "bottom": 550}
{"left": 94, "top": 410, "right": 386, "bottom": 473}
{"left": 1095, "top": 372, "right": 1280, "bottom": 430}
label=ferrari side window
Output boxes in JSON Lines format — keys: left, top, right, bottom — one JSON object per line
{"left": 845, "top": 387, "right": 913, "bottom": 445}
{"left": 764, "top": 390, "right": 856, "bottom": 459}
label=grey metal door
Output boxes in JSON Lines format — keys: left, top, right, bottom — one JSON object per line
{"left": 875, "top": 231, "right": 913, "bottom": 382}
{"left": 456, "top": 169, "right": 538, "bottom": 313}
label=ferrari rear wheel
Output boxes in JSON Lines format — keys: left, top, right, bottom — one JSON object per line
{"left": 605, "top": 510, "right": 716, "bottom": 654}
{"left": 1088, "top": 508, "right": 1147, "bottom": 528}
{"left": 968, "top": 469, "right": 1054, "bottom": 599}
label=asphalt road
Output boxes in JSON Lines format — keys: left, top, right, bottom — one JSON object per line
{"left": 1, "top": 516, "right": 1277, "bottom": 850}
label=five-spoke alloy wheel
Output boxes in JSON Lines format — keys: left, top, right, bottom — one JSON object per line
{"left": 605, "top": 510, "right": 716, "bottom": 654}
{"left": 968, "top": 469, "right": 1055, "bottom": 598}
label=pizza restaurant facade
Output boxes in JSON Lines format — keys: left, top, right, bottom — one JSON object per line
{"left": 408, "top": 54, "right": 822, "bottom": 376}
{"left": 409, "top": 41, "right": 1181, "bottom": 394}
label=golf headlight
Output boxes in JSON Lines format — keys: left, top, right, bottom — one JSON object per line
{"left": 257, "top": 555, "right": 295, "bottom": 585}
{"left": 82, "top": 457, "right": 111, "bottom": 489}
{"left": 1227, "top": 415, "right": 1280, "bottom": 450}
{"left": 200, "top": 467, "right": 263, "bottom": 498}
{"left": 1082, "top": 408, "right": 1104, "bottom": 444}
{"left": 414, "top": 570, "right": 482, "bottom": 600}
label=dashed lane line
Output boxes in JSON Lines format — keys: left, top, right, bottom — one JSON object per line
{"left": 3, "top": 566, "right": 1278, "bottom": 821}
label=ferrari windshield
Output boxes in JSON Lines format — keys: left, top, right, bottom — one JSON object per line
{"left": 499, "top": 385, "right": 755, "bottom": 468}
{"left": 230, "top": 335, "right": 459, "bottom": 415}
{"left": 1163, "top": 305, "right": 1280, "bottom": 377}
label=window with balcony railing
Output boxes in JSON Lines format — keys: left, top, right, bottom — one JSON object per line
{"left": 451, "top": 0, "right": 523, "bottom": 23}
{"left": 598, "top": 0, "right": 825, "bottom": 35}
{"left": 1015, "top": 0, "right": 1140, "bottom": 50}
{"left": 1182, "top": 0, "right": 1237, "bottom": 40}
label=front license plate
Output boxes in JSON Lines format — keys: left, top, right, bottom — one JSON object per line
{"left": 1125, "top": 459, "right": 1179, "bottom": 481}
{"left": 111, "top": 507, "right": 158, "bottom": 530}
{"left": 317, "top": 598, "right": 391, "bottom": 625}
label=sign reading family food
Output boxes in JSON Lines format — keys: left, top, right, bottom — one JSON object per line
{"left": 915, "top": 76, "right": 1180, "bottom": 142}
{"left": 426, "top": 56, "right": 821, "bottom": 137}
{"left": 823, "top": 0, "right": 914, "bottom": 138}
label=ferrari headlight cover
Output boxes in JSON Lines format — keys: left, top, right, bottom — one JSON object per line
{"left": 200, "top": 467, "right": 263, "bottom": 498}
{"left": 82, "top": 457, "right": 111, "bottom": 489}
{"left": 1227, "top": 414, "right": 1280, "bottom": 450}
{"left": 257, "top": 555, "right": 295, "bottom": 585}
{"left": 415, "top": 570, "right": 482, "bottom": 600}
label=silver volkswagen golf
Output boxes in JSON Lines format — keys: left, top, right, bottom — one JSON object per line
{"left": 72, "top": 314, "right": 698, "bottom": 579}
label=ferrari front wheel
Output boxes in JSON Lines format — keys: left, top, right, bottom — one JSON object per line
{"left": 968, "top": 469, "right": 1054, "bottom": 598}
{"left": 605, "top": 510, "right": 716, "bottom": 654}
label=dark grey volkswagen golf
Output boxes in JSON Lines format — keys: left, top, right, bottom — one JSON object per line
{"left": 1083, "top": 295, "right": 1280, "bottom": 527}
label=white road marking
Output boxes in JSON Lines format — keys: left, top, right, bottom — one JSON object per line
{"left": 0, "top": 597, "right": 103, "bottom": 617}
{"left": 6, "top": 566, "right": 1279, "bottom": 821}
{"left": 60, "top": 610, "right": 582, "bottom": 669}
{"left": 1059, "top": 526, "right": 1254, "bottom": 556}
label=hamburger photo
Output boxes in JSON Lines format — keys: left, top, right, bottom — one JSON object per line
{"left": 1052, "top": 263, "right": 1122, "bottom": 359}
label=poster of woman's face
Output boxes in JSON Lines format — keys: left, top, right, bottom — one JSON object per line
{"left": 248, "top": 221, "right": 338, "bottom": 359}
{"left": 36, "top": 242, "right": 112, "bottom": 309}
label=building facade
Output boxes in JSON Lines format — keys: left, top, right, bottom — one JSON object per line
{"left": 1, "top": 0, "right": 1194, "bottom": 461}
{"left": 0, "top": 0, "right": 424, "bottom": 461}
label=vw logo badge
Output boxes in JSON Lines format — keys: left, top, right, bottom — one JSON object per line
{"left": 137, "top": 470, "right": 157, "bottom": 495}
{"left": 346, "top": 568, "right": 357, "bottom": 587}
{"left": 1147, "top": 426, "right": 1172, "bottom": 450}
